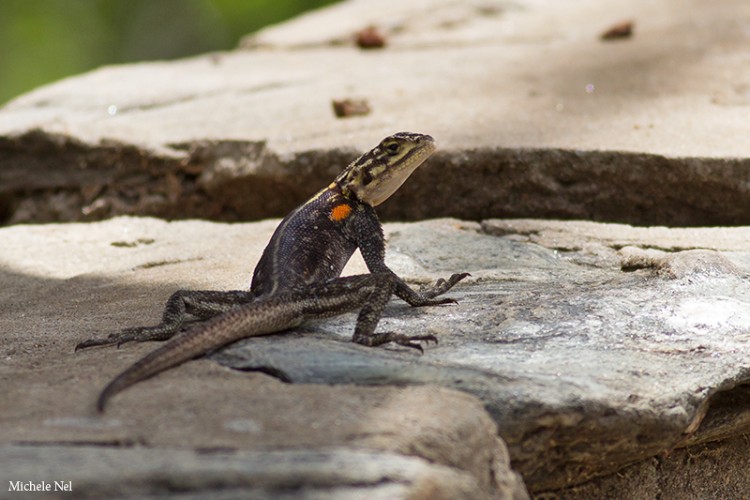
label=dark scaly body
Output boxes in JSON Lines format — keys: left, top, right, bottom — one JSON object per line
{"left": 77, "top": 132, "right": 468, "bottom": 411}
{"left": 250, "top": 186, "right": 358, "bottom": 297}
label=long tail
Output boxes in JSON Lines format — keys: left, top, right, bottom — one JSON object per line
{"left": 97, "top": 295, "right": 303, "bottom": 412}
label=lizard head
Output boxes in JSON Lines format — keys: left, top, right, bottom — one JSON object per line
{"left": 336, "top": 132, "right": 436, "bottom": 206}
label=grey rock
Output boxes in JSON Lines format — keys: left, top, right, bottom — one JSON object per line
{"left": 2, "top": 216, "right": 750, "bottom": 495}
{"left": 2, "top": 0, "right": 750, "bottom": 495}
{"left": 0, "top": 218, "right": 525, "bottom": 500}
{"left": 0, "top": 446, "right": 490, "bottom": 499}
{"left": 210, "top": 218, "right": 750, "bottom": 491}
{"left": 1, "top": 0, "right": 750, "bottom": 225}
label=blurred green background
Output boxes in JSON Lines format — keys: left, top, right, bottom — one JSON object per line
{"left": 0, "top": 0, "right": 338, "bottom": 105}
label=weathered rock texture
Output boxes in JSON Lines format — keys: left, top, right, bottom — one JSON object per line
{"left": 2, "top": 217, "right": 750, "bottom": 496}
{"left": 213, "top": 218, "right": 750, "bottom": 493}
{"left": 2, "top": 0, "right": 750, "bottom": 497}
{"left": 0, "top": 217, "right": 526, "bottom": 499}
{"left": 1, "top": 0, "right": 749, "bottom": 226}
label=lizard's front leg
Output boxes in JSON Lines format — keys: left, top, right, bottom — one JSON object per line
{"left": 75, "top": 289, "right": 255, "bottom": 351}
{"left": 350, "top": 205, "right": 469, "bottom": 308}
{"left": 304, "top": 273, "right": 440, "bottom": 352}
{"left": 351, "top": 273, "right": 440, "bottom": 352}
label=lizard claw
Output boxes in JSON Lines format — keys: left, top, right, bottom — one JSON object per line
{"left": 418, "top": 272, "right": 471, "bottom": 300}
{"left": 75, "top": 337, "right": 116, "bottom": 352}
{"left": 76, "top": 325, "right": 174, "bottom": 352}
{"left": 448, "top": 272, "right": 471, "bottom": 284}
{"left": 75, "top": 327, "right": 142, "bottom": 352}
{"left": 353, "top": 332, "right": 438, "bottom": 352}
{"left": 393, "top": 334, "right": 438, "bottom": 353}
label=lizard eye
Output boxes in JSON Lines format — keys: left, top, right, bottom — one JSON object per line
{"left": 385, "top": 142, "right": 400, "bottom": 155}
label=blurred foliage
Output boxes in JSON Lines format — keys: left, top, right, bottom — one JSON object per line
{"left": 0, "top": 0, "right": 338, "bottom": 104}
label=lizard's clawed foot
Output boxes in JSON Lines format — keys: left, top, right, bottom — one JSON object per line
{"left": 75, "top": 337, "right": 116, "bottom": 351}
{"left": 392, "top": 333, "right": 438, "bottom": 353}
{"left": 75, "top": 326, "right": 173, "bottom": 352}
{"left": 416, "top": 297, "right": 458, "bottom": 307}
{"left": 420, "top": 272, "right": 471, "bottom": 299}
{"left": 354, "top": 332, "right": 438, "bottom": 353}
{"left": 74, "top": 330, "right": 134, "bottom": 351}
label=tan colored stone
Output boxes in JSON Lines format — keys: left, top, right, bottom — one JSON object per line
{"left": 1, "top": 0, "right": 749, "bottom": 226}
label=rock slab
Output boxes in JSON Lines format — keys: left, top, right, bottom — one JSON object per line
{"left": 2, "top": 216, "right": 750, "bottom": 495}
{"left": 1, "top": 0, "right": 749, "bottom": 226}
{"left": 0, "top": 217, "right": 526, "bottom": 500}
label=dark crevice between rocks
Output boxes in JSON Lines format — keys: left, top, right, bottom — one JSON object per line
{"left": 0, "top": 131, "right": 355, "bottom": 225}
{"left": 3, "top": 129, "right": 750, "bottom": 227}
{"left": 232, "top": 365, "right": 294, "bottom": 383}
{"left": 608, "top": 244, "right": 696, "bottom": 253}
{"left": 389, "top": 149, "right": 750, "bottom": 226}
{"left": 12, "top": 439, "right": 141, "bottom": 448}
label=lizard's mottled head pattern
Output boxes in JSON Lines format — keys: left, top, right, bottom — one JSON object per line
{"left": 335, "top": 132, "right": 436, "bottom": 206}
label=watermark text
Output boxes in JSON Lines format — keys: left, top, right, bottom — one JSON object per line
{"left": 8, "top": 481, "right": 72, "bottom": 492}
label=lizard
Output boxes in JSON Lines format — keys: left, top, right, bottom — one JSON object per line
{"left": 76, "top": 132, "right": 468, "bottom": 412}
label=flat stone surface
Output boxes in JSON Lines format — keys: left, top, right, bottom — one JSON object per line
{"left": 0, "top": 446, "right": 490, "bottom": 499}
{"left": 2, "top": 0, "right": 748, "bottom": 157}
{"left": 1, "top": 0, "right": 749, "bottom": 226}
{"left": 212, "top": 218, "right": 750, "bottom": 491}
{"left": 0, "top": 217, "right": 523, "bottom": 499}
{"left": 2, "top": 216, "right": 750, "bottom": 495}
{"left": 2, "top": 0, "right": 750, "bottom": 495}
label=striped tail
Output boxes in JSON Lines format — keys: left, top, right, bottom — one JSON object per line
{"left": 97, "top": 295, "right": 303, "bottom": 412}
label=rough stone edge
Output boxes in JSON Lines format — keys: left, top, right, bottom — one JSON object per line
{"left": 3, "top": 129, "right": 750, "bottom": 226}
{"left": 540, "top": 432, "right": 750, "bottom": 499}
{"left": 0, "top": 445, "right": 505, "bottom": 500}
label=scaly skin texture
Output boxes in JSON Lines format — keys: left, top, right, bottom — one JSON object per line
{"left": 76, "top": 132, "right": 469, "bottom": 411}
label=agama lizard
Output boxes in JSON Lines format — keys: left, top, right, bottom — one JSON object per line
{"left": 76, "top": 132, "right": 468, "bottom": 411}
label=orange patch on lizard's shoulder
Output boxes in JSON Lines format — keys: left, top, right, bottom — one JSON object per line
{"left": 330, "top": 203, "right": 352, "bottom": 222}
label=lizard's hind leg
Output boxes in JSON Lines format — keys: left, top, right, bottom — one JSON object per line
{"left": 75, "top": 290, "right": 255, "bottom": 350}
